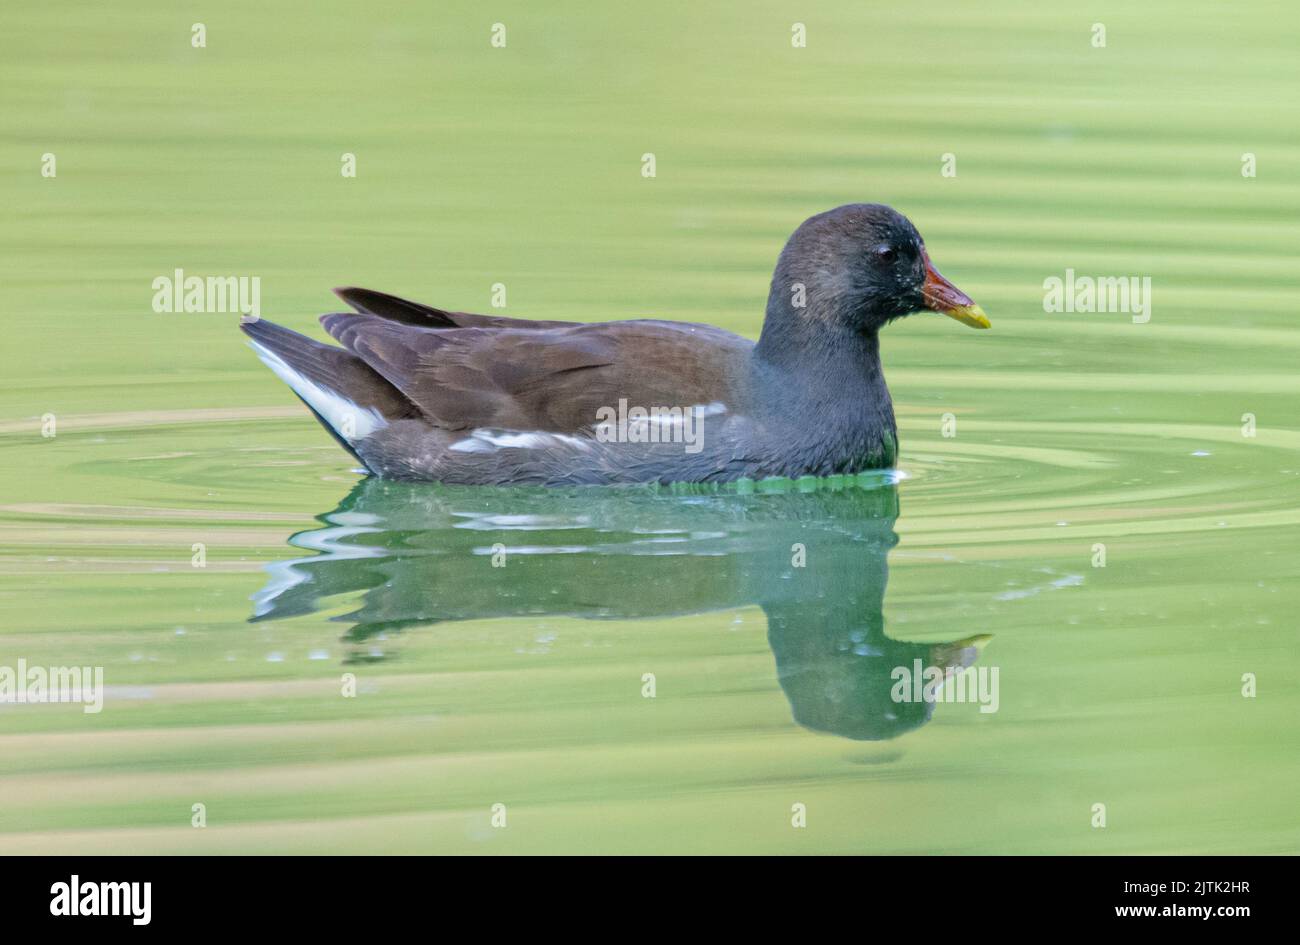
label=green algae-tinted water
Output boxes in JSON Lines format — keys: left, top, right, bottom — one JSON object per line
{"left": 1, "top": 1, "right": 1297, "bottom": 853}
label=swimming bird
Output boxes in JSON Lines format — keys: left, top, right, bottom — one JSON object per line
{"left": 242, "top": 203, "right": 988, "bottom": 485}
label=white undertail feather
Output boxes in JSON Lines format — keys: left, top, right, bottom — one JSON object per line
{"left": 248, "top": 340, "right": 386, "bottom": 442}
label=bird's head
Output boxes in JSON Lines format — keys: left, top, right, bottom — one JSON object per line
{"left": 766, "top": 203, "right": 989, "bottom": 338}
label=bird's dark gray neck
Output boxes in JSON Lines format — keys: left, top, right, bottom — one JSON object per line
{"left": 750, "top": 298, "right": 897, "bottom": 474}
{"left": 754, "top": 289, "right": 889, "bottom": 408}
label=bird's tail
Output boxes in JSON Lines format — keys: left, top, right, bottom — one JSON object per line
{"left": 241, "top": 318, "right": 419, "bottom": 461}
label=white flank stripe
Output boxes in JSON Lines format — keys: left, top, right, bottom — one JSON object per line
{"left": 448, "top": 428, "right": 593, "bottom": 453}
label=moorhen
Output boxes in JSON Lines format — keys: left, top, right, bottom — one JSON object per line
{"left": 242, "top": 203, "right": 988, "bottom": 485}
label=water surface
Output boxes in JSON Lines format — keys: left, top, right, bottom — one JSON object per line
{"left": 2, "top": 0, "right": 1298, "bottom": 854}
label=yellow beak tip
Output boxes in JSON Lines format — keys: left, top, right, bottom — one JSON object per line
{"left": 951, "top": 304, "right": 991, "bottom": 329}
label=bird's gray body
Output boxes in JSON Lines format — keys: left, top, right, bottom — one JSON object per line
{"left": 242, "top": 204, "right": 986, "bottom": 486}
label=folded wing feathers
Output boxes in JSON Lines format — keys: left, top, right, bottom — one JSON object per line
{"left": 251, "top": 291, "right": 751, "bottom": 448}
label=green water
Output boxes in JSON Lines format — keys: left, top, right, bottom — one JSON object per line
{"left": 2, "top": 1, "right": 1298, "bottom": 853}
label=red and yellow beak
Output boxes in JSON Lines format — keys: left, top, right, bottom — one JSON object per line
{"left": 921, "top": 250, "right": 990, "bottom": 329}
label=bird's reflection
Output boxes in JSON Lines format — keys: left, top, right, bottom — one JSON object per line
{"left": 251, "top": 477, "right": 988, "bottom": 741}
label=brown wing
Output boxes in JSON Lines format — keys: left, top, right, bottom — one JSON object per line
{"left": 318, "top": 311, "right": 752, "bottom": 433}
{"left": 334, "top": 286, "right": 579, "bottom": 332}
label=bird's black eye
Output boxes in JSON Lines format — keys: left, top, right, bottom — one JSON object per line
{"left": 874, "top": 245, "right": 897, "bottom": 263}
